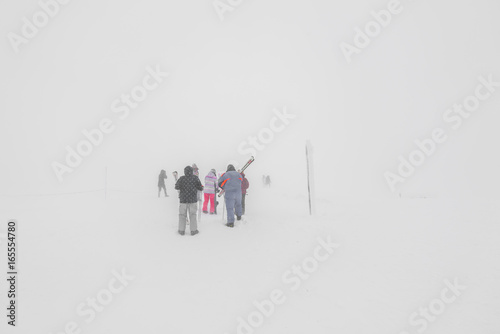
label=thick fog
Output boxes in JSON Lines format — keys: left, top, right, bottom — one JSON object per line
{"left": 2, "top": 2, "right": 500, "bottom": 334}
{"left": 1, "top": 0, "right": 500, "bottom": 199}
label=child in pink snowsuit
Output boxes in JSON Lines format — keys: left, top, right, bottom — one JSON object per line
{"left": 202, "top": 169, "right": 217, "bottom": 214}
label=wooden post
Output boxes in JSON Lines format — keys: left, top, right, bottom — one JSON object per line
{"left": 306, "top": 140, "right": 316, "bottom": 215}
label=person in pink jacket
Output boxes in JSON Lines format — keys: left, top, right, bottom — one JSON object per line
{"left": 202, "top": 169, "right": 217, "bottom": 214}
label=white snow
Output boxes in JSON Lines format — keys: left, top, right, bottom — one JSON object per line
{"left": 1, "top": 187, "right": 499, "bottom": 334}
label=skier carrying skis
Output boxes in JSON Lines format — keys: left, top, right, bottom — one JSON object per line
{"left": 218, "top": 164, "right": 243, "bottom": 227}
{"left": 175, "top": 166, "right": 204, "bottom": 236}
{"left": 241, "top": 172, "right": 249, "bottom": 215}
{"left": 158, "top": 170, "right": 168, "bottom": 197}
{"left": 202, "top": 169, "right": 217, "bottom": 214}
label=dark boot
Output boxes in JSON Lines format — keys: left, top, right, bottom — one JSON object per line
{"left": 191, "top": 230, "right": 199, "bottom": 236}
{"left": 226, "top": 223, "right": 234, "bottom": 228}
{"left": 178, "top": 230, "right": 185, "bottom": 236}
{"left": 237, "top": 216, "right": 241, "bottom": 221}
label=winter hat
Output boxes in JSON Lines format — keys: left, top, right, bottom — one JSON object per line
{"left": 210, "top": 168, "right": 216, "bottom": 174}
{"left": 227, "top": 164, "right": 236, "bottom": 171}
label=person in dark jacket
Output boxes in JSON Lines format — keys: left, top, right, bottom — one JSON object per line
{"left": 175, "top": 166, "right": 204, "bottom": 235}
{"left": 218, "top": 164, "right": 243, "bottom": 227}
{"left": 241, "top": 172, "right": 249, "bottom": 215}
{"left": 158, "top": 170, "right": 168, "bottom": 197}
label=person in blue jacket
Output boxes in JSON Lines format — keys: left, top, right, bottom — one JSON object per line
{"left": 218, "top": 164, "right": 243, "bottom": 227}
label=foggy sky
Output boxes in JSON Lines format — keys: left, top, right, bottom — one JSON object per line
{"left": 1, "top": 0, "right": 499, "bottom": 200}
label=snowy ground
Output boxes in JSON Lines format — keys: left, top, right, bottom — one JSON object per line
{"left": 2, "top": 0, "right": 500, "bottom": 332}
{"left": 1, "top": 186, "right": 499, "bottom": 334}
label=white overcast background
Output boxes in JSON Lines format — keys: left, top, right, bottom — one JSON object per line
{"left": 0, "top": 0, "right": 499, "bottom": 333}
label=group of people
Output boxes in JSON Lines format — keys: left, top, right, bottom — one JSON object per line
{"left": 158, "top": 164, "right": 250, "bottom": 236}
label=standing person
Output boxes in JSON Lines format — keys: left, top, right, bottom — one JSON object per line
{"left": 175, "top": 166, "right": 203, "bottom": 236}
{"left": 266, "top": 175, "right": 271, "bottom": 187}
{"left": 192, "top": 163, "right": 199, "bottom": 176}
{"left": 192, "top": 163, "right": 202, "bottom": 219}
{"left": 192, "top": 164, "right": 202, "bottom": 199}
{"left": 202, "top": 169, "right": 217, "bottom": 214}
{"left": 241, "top": 172, "right": 249, "bottom": 215}
{"left": 172, "top": 171, "right": 180, "bottom": 196}
{"left": 218, "top": 164, "right": 243, "bottom": 227}
{"left": 158, "top": 170, "right": 168, "bottom": 197}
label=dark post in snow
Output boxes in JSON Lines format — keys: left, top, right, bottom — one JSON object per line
{"left": 306, "top": 140, "right": 316, "bottom": 215}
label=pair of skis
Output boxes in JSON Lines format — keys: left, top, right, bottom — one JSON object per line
{"left": 240, "top": 156, "right": 255, "bottom": 173}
